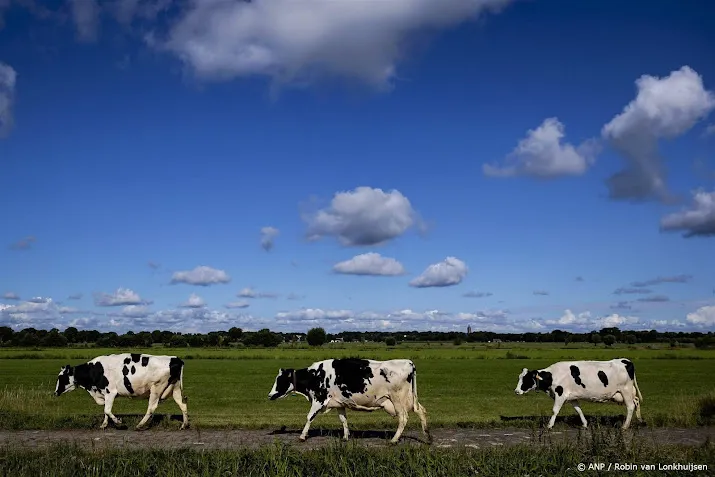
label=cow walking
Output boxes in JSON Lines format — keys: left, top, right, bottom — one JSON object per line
{"left": 268, "top": 358, "right": 431, "bottom": 443}
{"left": 54, "top": 353, "right": 189, "bottom": 430}
{"left": 514, "top": 358, "right": 643, "bottom": 429}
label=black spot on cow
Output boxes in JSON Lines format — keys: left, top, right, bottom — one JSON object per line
{"left": 74, "top": 362, "right": 110, "bottom": 393}
{"left": 123, "top": 376, "right": 134, "bottom": 394}
{"left": 168, "top": 357, "right": 183, "bottom": 384}
{"left": 131, "top": 353, "right": 141, "bottom": 363}
{"left": 123, "top": 358, "right": 131, "bottom": 365}
{"left": 520, "top": 371, "right": 536, "bottom": 392}
{"left": 570, "top": 365, "right": 586, "bottom": 388}
{"left": 332, "top": 358, "right": 373, "bottom": 399}
{"left": 598, "top": 370, "right": 609, "bottom": 387}
{"left": 380, "top": 368, "right": 391, "bottom": 383}
{"left": 55, "top": 367, "right": 72, "bottom": 395}
{"left": 308, "top": 363, "right": 328, "bottom": 403}
{"left": 141, "top": 356, "right": 150, "bottom": 367}
{"left": 536, "top": 371, "right": 553, "bottom": 392}
{"left": 621, "top": 359, "right": 635, "bottom": 380}
{"left": 555, "top": 385, "right": 563, "bottom": 396}
{"left": 131, "top": 366, "right": 136, "bottom": 375}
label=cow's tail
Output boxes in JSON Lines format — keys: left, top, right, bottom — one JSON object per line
{"left": 633, "top": 374, "right": 643, "bottom": 402}
{"left": 161, "top": 357, "right": 185, "bottom": 402}
{"left": 411, "top": 364, "right": 419, "bottom": 412}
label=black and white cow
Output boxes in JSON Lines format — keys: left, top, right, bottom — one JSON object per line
{"left": 268, "top": 358, "right": 431, "bottom": 443}
{"left": 514, "top": 358, "right": 643, "bottom": 429}
{"left": 55, "top": 353, "right": 189, "bottom": 430}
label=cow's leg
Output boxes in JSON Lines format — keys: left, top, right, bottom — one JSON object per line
{"left": 390, "top": 400, "right": 409, "bottom": 444}
{"left": 102, "top": 392, "right": 123, "bottom": 428}
{"left": 547, "top": 398, "right": 565, "bottom": 429}
{"left": 635, "top": 397, "right": 643, "bottom": 422}
{"left": 621, "top": 390, "right": 636, "bottom": 429}
{"left": 414, "top": 403, "right": 431, "bottom": 443}
{"left": 336, "top": 408, "right": 349, "bottom": 440}
{"left": 571, "top": 400, "right": 588, "bottom": 428}
{"left": 172, "top": 385, "right": 189, "bottom": 430}
{"left": 299, "top": 402, "right": 325, "bottom": 442}
{"left": 100, "top": 414, "right": 109, "bottom": 430}
{"left": 136, "top": 388, "right": 161, "bottom": 430}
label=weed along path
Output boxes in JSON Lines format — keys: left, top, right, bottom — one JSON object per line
{"left": 1, "top": 427, "right": 713, "bottom": 451}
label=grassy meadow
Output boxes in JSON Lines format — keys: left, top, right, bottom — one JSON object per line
{"left": 1, "top": 342, "right": 714, "bottom": 431}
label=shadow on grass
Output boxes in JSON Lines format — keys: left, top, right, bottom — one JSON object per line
{"left": 268, "top": 426, "right": 425, "bottom": 443}
{"left": 499, "top": 414, "right": 647, "bottom": 428}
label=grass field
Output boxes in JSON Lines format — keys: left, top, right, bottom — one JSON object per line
{"left": 0, "top": 342, "right": 713, "bottom": 431}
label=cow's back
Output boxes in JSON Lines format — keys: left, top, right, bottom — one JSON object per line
{"left": 94, "top": 354, "right": 177, "bottom": 397}
{"left": 548, "top": 359, "right": 633, "bottom": 400}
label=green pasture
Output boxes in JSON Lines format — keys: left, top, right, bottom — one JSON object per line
{"left": 0, "top": 343, "right": 713, "bottom": 431}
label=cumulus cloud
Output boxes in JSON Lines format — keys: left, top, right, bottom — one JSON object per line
{"left": 610, "top": 301, "right": 632, "bottom": 310}
{"left": 409, "top": 257, "right": 468, "bottom": 288}
{"left": 686, "top": 305, "right": 715, "bottom": 326}
{"left": 180, "top": 293, "right": 206, "bottom": 308}
{"left": 94, "top": 288, "right": 151, "bottom": 306}
{"left": 237, "top": 287, "right": 278, "bottom": 299}
{"left": 224, "top": 301, "right": 250, "bottom": 309}
{"left": 170, "top": 266, "right": 231, "bottom": 286}
{"left": 0, "top": 61, "right": 16, "bottom": 137}
{"left": 333, "top": 253, "right": 406, "bottom": 276}
{"left": 660, "top": 189, "right": 715, "bottom": 237}
{"left": 483, "top": 118, "right": 599, "bottom": 178}
{"left": 2, "top": 292, "right": 20, "bottom": 300}
{"left": 602, "top": 66, "right": 715, "bottom": 202}
{"left": 107, "top": 305, "right": 152, "bottom": 319}
{"left": 703, "top": 124, "right": 715, "bottom": 137}
{"left": 153, "top": 0, "right": 513, "bottom": 91}
{"left": 533, "top": 290, "right": 550, "bottom": 296}
{"left": 27, "top": 296, "right": 50, "bottom": 304}
{"left": 546, "top": 309, "right": 640, "bottom": 330}
{"left": 303, "top": 187, "right": 421, "bottom": 246}
{"left": 0, "top": 298, "right": 96, "bottom": 330}
{"left": 463, "top": 291, "right": 493, "bottom": 298}
{"left": 260, "top": 226, "right": 279, "bottom": 252}
{"left": 9, "top": 236, "right": 35, "bottom": 250}
{"left": 630, "top": 274, "right": 693, "bottom": 287}
{"left": 614, "top": 287, "right": 652, "bottom": 295}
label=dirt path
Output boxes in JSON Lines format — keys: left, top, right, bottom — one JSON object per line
{"left": 1, "top": 427, "right": 713, "bottom": 451}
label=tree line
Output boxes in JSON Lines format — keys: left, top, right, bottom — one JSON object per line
{"left": 0, "top": 325, "right": 713, "bottom": 349}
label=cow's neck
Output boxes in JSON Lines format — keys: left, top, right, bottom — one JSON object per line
{"left": 293, "top": 368, "right": 311, "bottom": 396}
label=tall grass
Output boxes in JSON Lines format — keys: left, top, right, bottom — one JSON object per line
{"left": 0, "top": 430, "right": 713, "bottom": 477}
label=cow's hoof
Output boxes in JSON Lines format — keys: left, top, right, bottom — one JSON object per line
{"left": 424, "top": 435, "right": 433, "bottom": 445}
{"left": 135, "top": 426, "right": 148, "bottom": 432}
{"left": 298, "top": 436, "right": 307, "bottom": 442}
{"left": 180, "top": 424, "right": 189, "bottom": 431}
{"left": 388, "top": 439, "right": 399, "bottom": 446}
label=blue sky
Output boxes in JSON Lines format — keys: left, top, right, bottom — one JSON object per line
{"left": 1, "top": 0, "right": 714, "bottom": 334}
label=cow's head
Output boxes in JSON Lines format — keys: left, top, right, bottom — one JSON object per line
{"left": 515, "top": 368, "right": 552, "bottom": 395}
{"left": 268, "top": 368, "right": 295, "bottom": 400}
{"left": 55, "top": 365, "right": 76, "bottom": 396}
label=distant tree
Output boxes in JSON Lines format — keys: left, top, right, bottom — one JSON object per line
{"left": 669, "top": 339, "right": 679, "bottom": 348}
{"left": 19, "top": 332, "right": 40, "bottom": 347}
{"left": 385, "top": 337, "right": 397, "bottom": 347}
{"left": 453, "top": 338, "right": 463, "bottom": 346}
{"left": 0, "top": 326, "right": 13, "bottom": 344}
{"left": 228, "top": 327, "right": 243, "bottom": 342}
{"left": 625, "top": 334, "right": 637, "bottom": 345}
{"left": 603, "top": 334, "right": 616, "bottom": 347}
{"left": 63, "top": 326, "right": 79, "bottom": 344}
{"left": 307, "top": 328, "right": 327, "bottom": 347}
{"left": 42, "top": 330, "right": 68, "bottom": 348}
{"left": 244, "top": 329, "right": 282, "bottom": 348}
{"left": 564, "top": 334, "right": 571, "bottom": 346}
{"left": 591, "top": 333, "right": 602, "bottom": 347}
{"left": 169, "top": 334, "right": 188, "bottom": 347}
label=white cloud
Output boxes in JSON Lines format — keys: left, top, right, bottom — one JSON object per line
{"left": 2, "top": 292, "right": 20, "bottom": 300}
{"left": 68, "top": 293, "right": 83, "bottom": 300}
{"left": 703, "top": 124, "right": 715, "bottom": 137}
{"left": 260, "top": 226, "right": 279, "bottom": 252}
{"left": 180, "top": 293, "right": 206, "bottom": 308}
{"left": 69, "top": 0, "right": 100, "bottom": 42}
{"left": 154, "top": 0, "right": 513, "bottom": 91}
{"left": 94, "top": 288, "right": 150, "bottom": 306}
{"left": 602, "top": 66, "right": 715, "bottom": 202}
{"left": 545, "top": 309, "right": 640, "bottom": 330}
{"left": 463, "top": 291, "right": 493, "bottom": 298}
{"left": 170, "top": 265, "right": 231, "bottom": 286}
{"left": 224, "top": 301, "right": 250, "bottom": 309}
{"left": 409, "top": 257, "right": 468, "bottom": 288}
{"left": 303, "top": 186, "right": 421, "bottom": 246}
{"left": 0, "top": 61, "right": 16, "bottom": 137}
{"left": 660, "top": 189, "right": 715, "bottom": 237}
{"left": 333, "top": 252, "right": 405, "bottom": 276}
{"left": 483, "top": 118, "right": 599, "bottom": 178}
{"left": 109, "top": 305, "right": 152, "bottom": 319}
{"left": 58, "top": 306, "right": 82, "bottom": 314}
{"left": 237, "top": 287, "right": 278, "bottom": 299}
{"left": 686, "top": 305, "right": 715, "bottom": 326}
